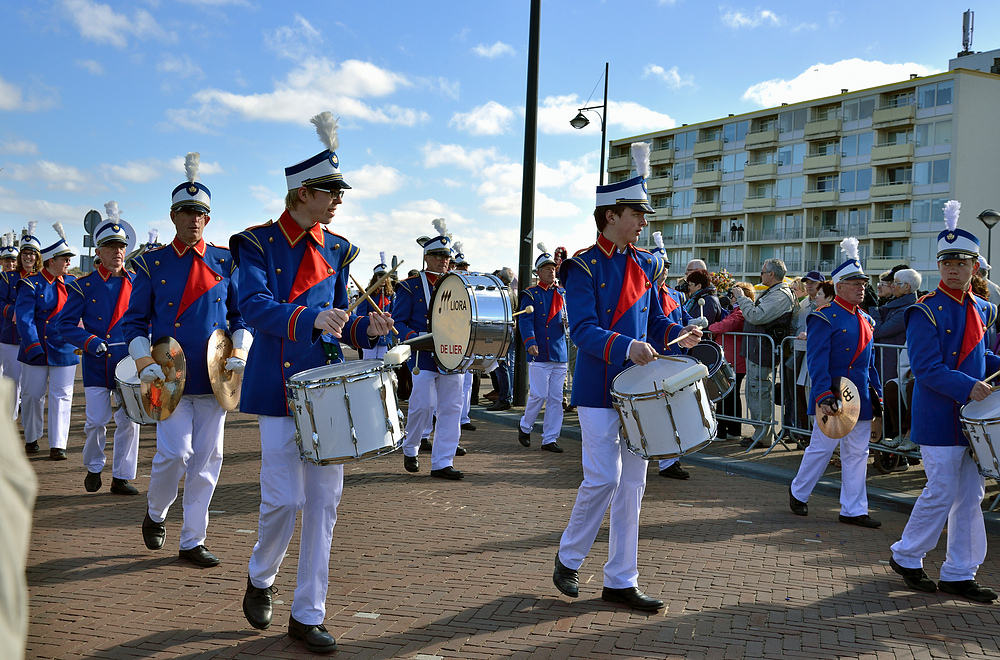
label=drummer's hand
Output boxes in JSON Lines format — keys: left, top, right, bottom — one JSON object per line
{"left": 225, "top": 357, "right": 246, "bottom": 374}
{"left": 139, "top": 363, "right": 166, "bottom": 383}
{"left": 796, "top": 331, "right": 807, "bottom": 340}
{"left": 628, "top": 341, "right": 657, "bottom": 366}
{"left": 527, "top": 345, "right": 539, "bottom": 356}
{"left": 94, "top": 342, "right": 108, "bottom": 356}
{"left": 314, "top": 308, "right": 349, "bottom": 338}
{"left": 366, "top": 311, "right": 394, "bottom": 337}
{"left": 970, "top": 381, "right": 992, "bottom": 402}
{"left": 819, "top": 397, "right": 840, "bottom": 416}
{"left": 678, "top": 324, "right": 702, "bottom": 348}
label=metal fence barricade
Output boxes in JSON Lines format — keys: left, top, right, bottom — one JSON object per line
{"left": 711, "top": 330, "right": 780, "bottom": 454}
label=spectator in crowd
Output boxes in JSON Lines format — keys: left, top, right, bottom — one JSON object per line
{"left": 977, "top": 256, "right": 1000, "bottom": 303}
{"left": 683, "top": 270, "right": 721, "bottom": 325}
{"left": 730, "top": 222, "right": 738, "bottom": 242}
{"left": 685, "top": 259, "right": 707, "bottom": 277}
{"left": 878, "top": 268, "right": 921, "bottom": 449}
{"left": 785, "top": 271, "right": 825, "bottom": 444}
{"left": 708, "top": 281, "right": 754, "bottom": 441}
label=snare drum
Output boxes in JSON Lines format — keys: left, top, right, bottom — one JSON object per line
{"left": 960, "top": 391, "right": 1000, "bottom": 479}
{"left": 114, "top": 357, "right": 157, "bottom": 425}
{"left": 427, "top": 271, "right": 513, "bottom": 373}
{"left": 286, "top": 360, "right": 405, "bottom": 465}
{"left": 688, "top": 341, "right": 736, "bottom": 402}
{"left": 611, "top": 356, "right": 717, "bottom": 460}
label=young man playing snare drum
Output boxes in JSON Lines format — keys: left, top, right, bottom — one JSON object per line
{"left": 230, "top": 113, "right": 393, "bottom": 653}
{"left": 552, "top": 142, "right": 701, "bottom": 611}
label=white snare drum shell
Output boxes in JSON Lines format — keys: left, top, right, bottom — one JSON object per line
{"left": 961, "top": 392, "right": 1000, "bottom": 479}
{"left": 114, "top": 357, "right": 157, "bottom": 425}
{"left": 428, "top": 272, "right": 513, "bottom": 373}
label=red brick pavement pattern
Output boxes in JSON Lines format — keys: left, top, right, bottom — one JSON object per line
{"left": 23, "top": 386, "right": 1000, "bottom": 659}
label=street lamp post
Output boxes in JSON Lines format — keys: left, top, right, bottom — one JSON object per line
{"left": 570, "top": 62, "right": 608, "bottom": 185}
{"left": 978, "top": 209, "right": 1000, "bottom": 280}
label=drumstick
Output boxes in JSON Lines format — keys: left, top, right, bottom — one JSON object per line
{"left": 667, "top": 330, "right": 693, "bottom": 346}
{"left": 512, "top": 305, "right": 534, "bottom": 318}
{"left": 345, "top": 260, "right": 404, "bottom": 314}
{"left": 349, "top": 274, "right": 399, "bottom": 336}
{"left": 985, "top": 368, "right": 1000, "bottom": 384}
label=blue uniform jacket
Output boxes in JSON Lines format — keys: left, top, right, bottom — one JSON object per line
{"left": 392, "top": 272, "right": 446, "bottom": 374}
{"left": 122, "top": 237, "right": 248, "bottom": 396}
{"left": 518, "top": 281, "right": 568, "bottom": 363}
{"left": 355, "top": 291, "right": 393, "bottom": 348}
{"left": 15, "top": 269, "right": 80, "bottom": 367}
{"left": 0, "top": 268, "right": 29, "bottom": 345}
{"left": 230, "top": 211, "right": 373, "bottom": 417}
{"left": 560, "top": 234, "right": 683, "bottom": 409}
{"left": 906, "top": 285, "right": 1000, "bottom": 447}
{"left": 56, "top": 265, "right": 133, "bottom": 389}
{"left": 651, "top": 284, "right": 690, "bottom": 355}
{"left": 805, "top": 297, "right": 881, "bottom": 420}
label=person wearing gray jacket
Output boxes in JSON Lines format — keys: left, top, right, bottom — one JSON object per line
{"left": 733, "top": 258, "right": 797, "bottom": 446}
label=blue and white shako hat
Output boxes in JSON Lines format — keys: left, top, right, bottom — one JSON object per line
{"left": 830, "top": 237, "right": 866, "bottom": 282}
{"left": 937, "top": 200, "right": 980, "bottom": 260}
{"left": 21, "top": 220, "right": 42, "bottom": 253}
{"left": 40, "top": 222, "right": 78, "bottom": 262}
{"left": 417, "top": 218, "right": 452, "bottom": 256}
{"left": 285, "top": 112, "right": 352, "bottom": 192}
{"left": 171, "top": 152, "right": 211, "bottom": 212}
{"left": 595, "top": 142, "right": 653, "bottom": 213}
{"left": 0, "top": 232, "right": 17, "bottom": 259}
{"left": 534, "top": 242, "right": 556, "bottom": 270}
{"left": 452, "top": 242, "right": 469, "bottom": 267}
{"left": 94, "top": 201, "right": 137, "bottom": 253}
{"left": 373, "top": 251, "right": 389, "bottom": 276}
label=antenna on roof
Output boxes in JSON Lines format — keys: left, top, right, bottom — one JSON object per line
{"left": 961, "top": 9, "right": 974, "bottom": 55}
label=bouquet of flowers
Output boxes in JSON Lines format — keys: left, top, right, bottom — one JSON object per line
{"left": 710, "top": 269, "right": 736, "bottom": 293}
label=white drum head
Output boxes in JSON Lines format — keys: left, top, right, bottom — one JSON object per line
{"left": 962, "top": 390, "right": 1000, "bottom": 422}
{"left": 288, "top": 359, "right": 384, "bottom": 385}
{"left": 430, "top": 273, "right": 474, "bottom": 372}
{"left": 613, "top": 356, "right": 697, "bottom": 396}
{"left": 115, "top": 357, "right": 140, "bottom": 385}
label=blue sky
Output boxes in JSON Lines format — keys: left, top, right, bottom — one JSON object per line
{"left": 1, "top": 1, "right": 997, "bottom": 276}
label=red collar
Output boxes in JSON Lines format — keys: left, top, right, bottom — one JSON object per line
{"left": 18, "top": 267, "right": 30, "bottom": 277}
{"left": 171, "top": 237, "right": 207, "bottom": 258}
{"left": 96, "top": 264, "right": 128, "bottom": 281}
{"left": 538, "top": 280, "right": 554, "bottom": 291}
{"left": 938, "top": 281, "right": 971, "bottom": 304}
{"left": 596, "top": 233, "right": 623, "bottom": 258}
{"left": 40, "top": 269, "right": 63, "bottom": 284}
{"left": 833, "top": 296, "right": 857, "bottom": 314}
{"left": 278, "top": 210, "right": 325, "bottom": 248}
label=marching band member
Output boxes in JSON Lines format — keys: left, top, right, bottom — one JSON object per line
{"left": 15, "top": 223, "right": 80, "bottom": 459}
{"left": 124, "top": 153, "right": 250, "bottom": 568}
{"left": 393, "top": 219, "right": 466, "bottom": 480}
{"left": 0, "top": 234, "right": 16, "bottom": 381}
{"left": 56, "top": 203, "right": 140, "bottom": 495}
{"left": 788, "top": 237, "right": 882, "bottom": 528}
{"left": 553, "top": 142, "right": 700, "bottom": 611}
{"left": 232, "top": 113, "right": 392, "bottom": 653}
{"left": 355, "top": 252, "right": 393, "bottom": 361}
{"left": 452, "top": 242, "right": 477, "bottom": 431}
{"left": 516, "top": 243, "right": 568, "bottom": 452}
{"left": 0, "top": 227, "right": 39, "bottom": 422}
{"left": 889, "top": 201, "right": 1000, "bottom": 603}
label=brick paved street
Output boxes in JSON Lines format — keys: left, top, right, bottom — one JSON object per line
{"left": 22, "top": 386, "right": 1000, "bottom": 659}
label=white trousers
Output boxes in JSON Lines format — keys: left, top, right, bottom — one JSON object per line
{"left": 248, "top": 416, "right": 343, "bottom": 626}
{"left": 361, "top": 345, "right": 387, "bottom": 361}
{"left": 20, "top": 363, "right": 75, "bottom": 448}
{"left": 1, "top": 343, "right": 20, "bottom": 420}
{"left": 82, "top": 386, "right": 139, "bottom": 479}
{"left": 558, "top": 407, "right": 647, "bottom": 589}
{"left": 403, "top": 370, "right": 463, "bottom": 470}
{"left": 519, "top": 362, "right": 567, "bottom": 445}
{"left": 146, "top": 394, "right": 225, "bottom": 551}
{"left": 461, "top": 371, "right": 473, "bottom": 425}
{"left": 891, "top": 445, "right": 987, "bottom": 581}
{"left": 790, "top": 419, "right": 872, "bottom": 517}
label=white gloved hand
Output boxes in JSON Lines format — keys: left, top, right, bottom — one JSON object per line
{"left": 692, "top": 316, "right": 709, "bottom": 329}
{"left": 139, "top": 363, "right": 166, "bottom": 383}
{"left": 94, "top": 342, "right": 108, "bottom": 356}
{"left": 225, "top": 357, "right": 246, "bottom": 374}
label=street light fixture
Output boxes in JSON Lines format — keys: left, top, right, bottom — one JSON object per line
{"left": 570, "top": 62, "right": 608, "bottom": 185}
{"left": 978, "top": 208, "right": 1000, "bottom": 280}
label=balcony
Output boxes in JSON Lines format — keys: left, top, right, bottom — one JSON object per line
{"left": 870, "top": 181, "right": 913, "bottom": 199}
{"left": 804, "top": 117, "right": 842, "bottom": 140}
{"left": 646, "top": 176, "right": 672, "bottom": 194}
{"left": 806, "top": 224, "right": 869, "bottom": 239}
{"left": 650, "top": 148, "right": 674, "bottom": 165}
{"left": 651, "top": 206, "right": 673, "bottom": 218}
{"left": 744, "top": 195, "right": 776, "bottom": 210}
{"left": 692, "top": 170, "right": 722, "bottom": 187}
{"left": 868, "top": 220, "right": 911, "bottom": 235}
{"left": 745, "top": 228, "right": 804, "bottom": 242}
{"left": 691, "top": 201, "right": 721, "bottom": 215}
{"left": 744, "top": 162, "right": 778, "bottom": 180}
{"left": 867, "top": 256, "right": 911, "bottom": 270}
{"left": 804, "top": 259, "right": 838, "bottom": 274}
{"left": 693, "top": 138, "right": 724, "bottom": 157}
{"left": 607, "top": 153, "right": 631, "bottom": 171}
{"left": 662, "top": 232, "right": 692, "bottom": 245}
{"left": 802, "top": 189, "right": 840, "bottom": 205}
{"left": 694, "top": 232, "right": 732, "bottom": 245}
{"left": 873, "top": 104, "right": 916, "bottom": 127}
{"left": 802, "top": 153, "right": 841, "bottom": 172}
{"left": 870, "top": 142, "right": 914, "bottom": 164}
{"left": 745, "top": 128, "right": 779, "bottom": 149}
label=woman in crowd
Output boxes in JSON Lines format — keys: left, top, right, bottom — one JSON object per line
{"left": 684, "top": 270, "right": 722, "bottom": 325}
{"left": 707, "top": 282, "right": 755, "bottom": 441}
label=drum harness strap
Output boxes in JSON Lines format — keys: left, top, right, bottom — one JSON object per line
{"left": 415, "top": 271, "right": 435, "bottom": 369}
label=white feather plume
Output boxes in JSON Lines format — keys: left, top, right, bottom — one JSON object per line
{"left": 310, "top": 112, "right": 340, "bottom": 152}
{"left": 27, "top": 220, "right": 37, "bottom": 237}
{"left": 379, "top": 250, "right": 386, "bottom": 265}
{"left": 184, "top": 152, "right": 201, "bottom": 183}
{"left": 53, "top": 222, "right": 67, "bottom": 243}
{"left": 943, "top": 200, "right": 961, "bottom": 231}
{"left": 537, "top": 242, "right": 548, "bottom": 254}
{"left": 839, "top": 236, "right": 859, "bottom": 261}
{"left": 431, "top": 218, "right": 448, "bottom": 237}
{"left": 631, "top": 141, "right": 651, "bottom": 179}
{"left": 1, "top": 234, "right": 7, "bottom": 249}
{"left": 451, "top": 243, "right": 463, "bottom": 255}
{"left": 148, "top": 228, "right": 159, "bottom": 245}
{"left": 653, "top": 230, "right": 664, "bottom": 251}
{"left": 104, "top": 201, "right": 120, "bottom": 222}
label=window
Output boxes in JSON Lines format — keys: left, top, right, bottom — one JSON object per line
{"left": 857, "top": 132, "right": 873, "bottom": 155}
{"left": 880, "top": 203, "right": 910, "bottom": 221}
{"left": 839, "top": 171, "right": 854, "bottom": 193}
{"left": 655, "top": 137, "right": 672, "bottom": 151}
{"left": 814, "top": 140, "right": 838, "bottom": 156}
{"left": 885, "top": 90, "right": 914, "bottom": 108}
{"left": 675, "top": 130, "right": 696, "bottom": 151}
{"left": 842, "top": 134, "right": 856, "bottom": 156}
{"left": 856, "top": 168, "right": 872, "bottom": 191}
{"left": 884, "top": 166, "right": 912, "bottom": 183}
{"left": 932, "top": 158, "right": 950, "bottom": 184}
{"left": 858, "top": 97, "right": 876, "bottom": 120}
{"left": 735, "top": 121, "right": 748, "bottom": 142}
{"left": 918, "top": 80, "right": 954, "bottom": 109}
{"left": 915, "top": 120, "right": 951, "bottom": 147}
{"left": 814, "top": 104, "right": 839, "bottom": 121}
{"left": 723, "top": 123, "right": 736, "bottom": 144}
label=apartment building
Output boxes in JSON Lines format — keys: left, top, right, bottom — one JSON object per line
{"left": 607, "top": 53, "right": 1000, "bottom": 286}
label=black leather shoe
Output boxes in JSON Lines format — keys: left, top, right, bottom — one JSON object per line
{"left": 487, "top": 400, "right": 511, "bottom": 411}
{"left": 288, "top": 615, "right": 338, "bottom": 653}
{"left": 939, "top": 579, "right": 999, "bottom": 603}
{"left": 403, "top": 455, "right": 419, "bottom": 473}
{"left": 659, "top": 463, "right": 689, "bottom": 479}
{"left": 419, "top": 438, "right": 433, "bottom": 452}
{"left": 889, "top": 557, "right": 936, "bottom": 593}
{"left": 789, "top": 486, "right": 808, "bottom": 516}
{"left": 430, "top": 466, "right": 464, "bottom": 480}
{"left": 455, "top": 445, "right": 467, "bottom": 456}
{"left": 461, "top": 422, "right": 477, "bottom": 431}
{"left": 243, "top": 575, "right": 274, "bottom": 630}
{"left": 541, "top": 442, "right": 564, "bottom": 453}
{"left": 601, "top": 586, "right": 664, "bottom": 611}
{"left": 553, "top": 554, "right": 579, "bottom": 597}
{"left": 739, "top": 436, "right": 757, "bottom": 448}
{"left": 518, "top": 429, "right": 531, "bottom": 447}
{"left": 178, "top": 545, "right": 221, "bottom": 568}
{"left": 25, "top": 441, "right": 39, "bottom": 453}
{"left": 839, "top": 514, "right": 881, "bottom": 528}
{"left": 49, "top": 447, "right": 67, "bottom": 461}
{"left": 84, "top": 471, "right": 102, "bottom": 492}
{"left": 142, "top": 512, "right": 165, "bottom": 550}
{"left": 110, "top": 478, "right": 139, "bottom": 495}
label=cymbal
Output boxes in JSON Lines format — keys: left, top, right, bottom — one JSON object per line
{"left": 207, "top": 329, "right": 242, "bottom": 412}
{"left": 140, "top": 337, "right": 186, "bottom": 422}
{"left": 817, "top": 376, "right": 861, "bottom": 439}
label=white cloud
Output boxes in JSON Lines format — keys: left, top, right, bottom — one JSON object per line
{"left": 249, "top": 184, "right": 284, "bottom": 217}
{"left": 158, "top": 54, "right": 205, "bottom": 79}
{"left": 61, "top": 0, "right": 175, "bottom": 49}
{"left": 743, "top": 58, "right": 940, "bottom": 107}
{"left": 450, "top": 101, "right": 515, "bottom": 136}
{"left": 536, "top": 94, "right": 676, "bottom": 136}
{"left": 2, "top": 160, "right": 93, "bottom": 193}
{"left": 344, "top": 164, "right": 405, "bottom": 200}
{"left": 421, "top": 143, "right": 502, "bottom": 172}
{"left": 0, "top": 186, "right": 93, "bottom": 230}
{"left": 644, "top": 64, "right": 694, "bottom": 89}
{"left": 177, "top": 0, "right": 253, "bottom": 6}
{"left": 75, "top": 59, "right": 104, "bottom": 75}
{"left": 102, "top": 160, "right": 164, "bottom": 184}
{"left": 265, "top": 14, "right": 322, "bottom": 60}
{"left": 721, "top": 7, "right": 783, "bottom": 29}
{"left": 0, "top": 75, "right": 58, "bottom": 112}
{"left": 472, "top": 42, "right": 515, "bottom": 58}
{"left": 0, "top": 140, "right": 39, "bottom": 155}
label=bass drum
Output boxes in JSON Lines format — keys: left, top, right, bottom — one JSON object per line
{"left": 427, "top": 271, "right": 513, "bottom": 373}
{"left": 688, "top": 341, "right": 735, "bottom": 402}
